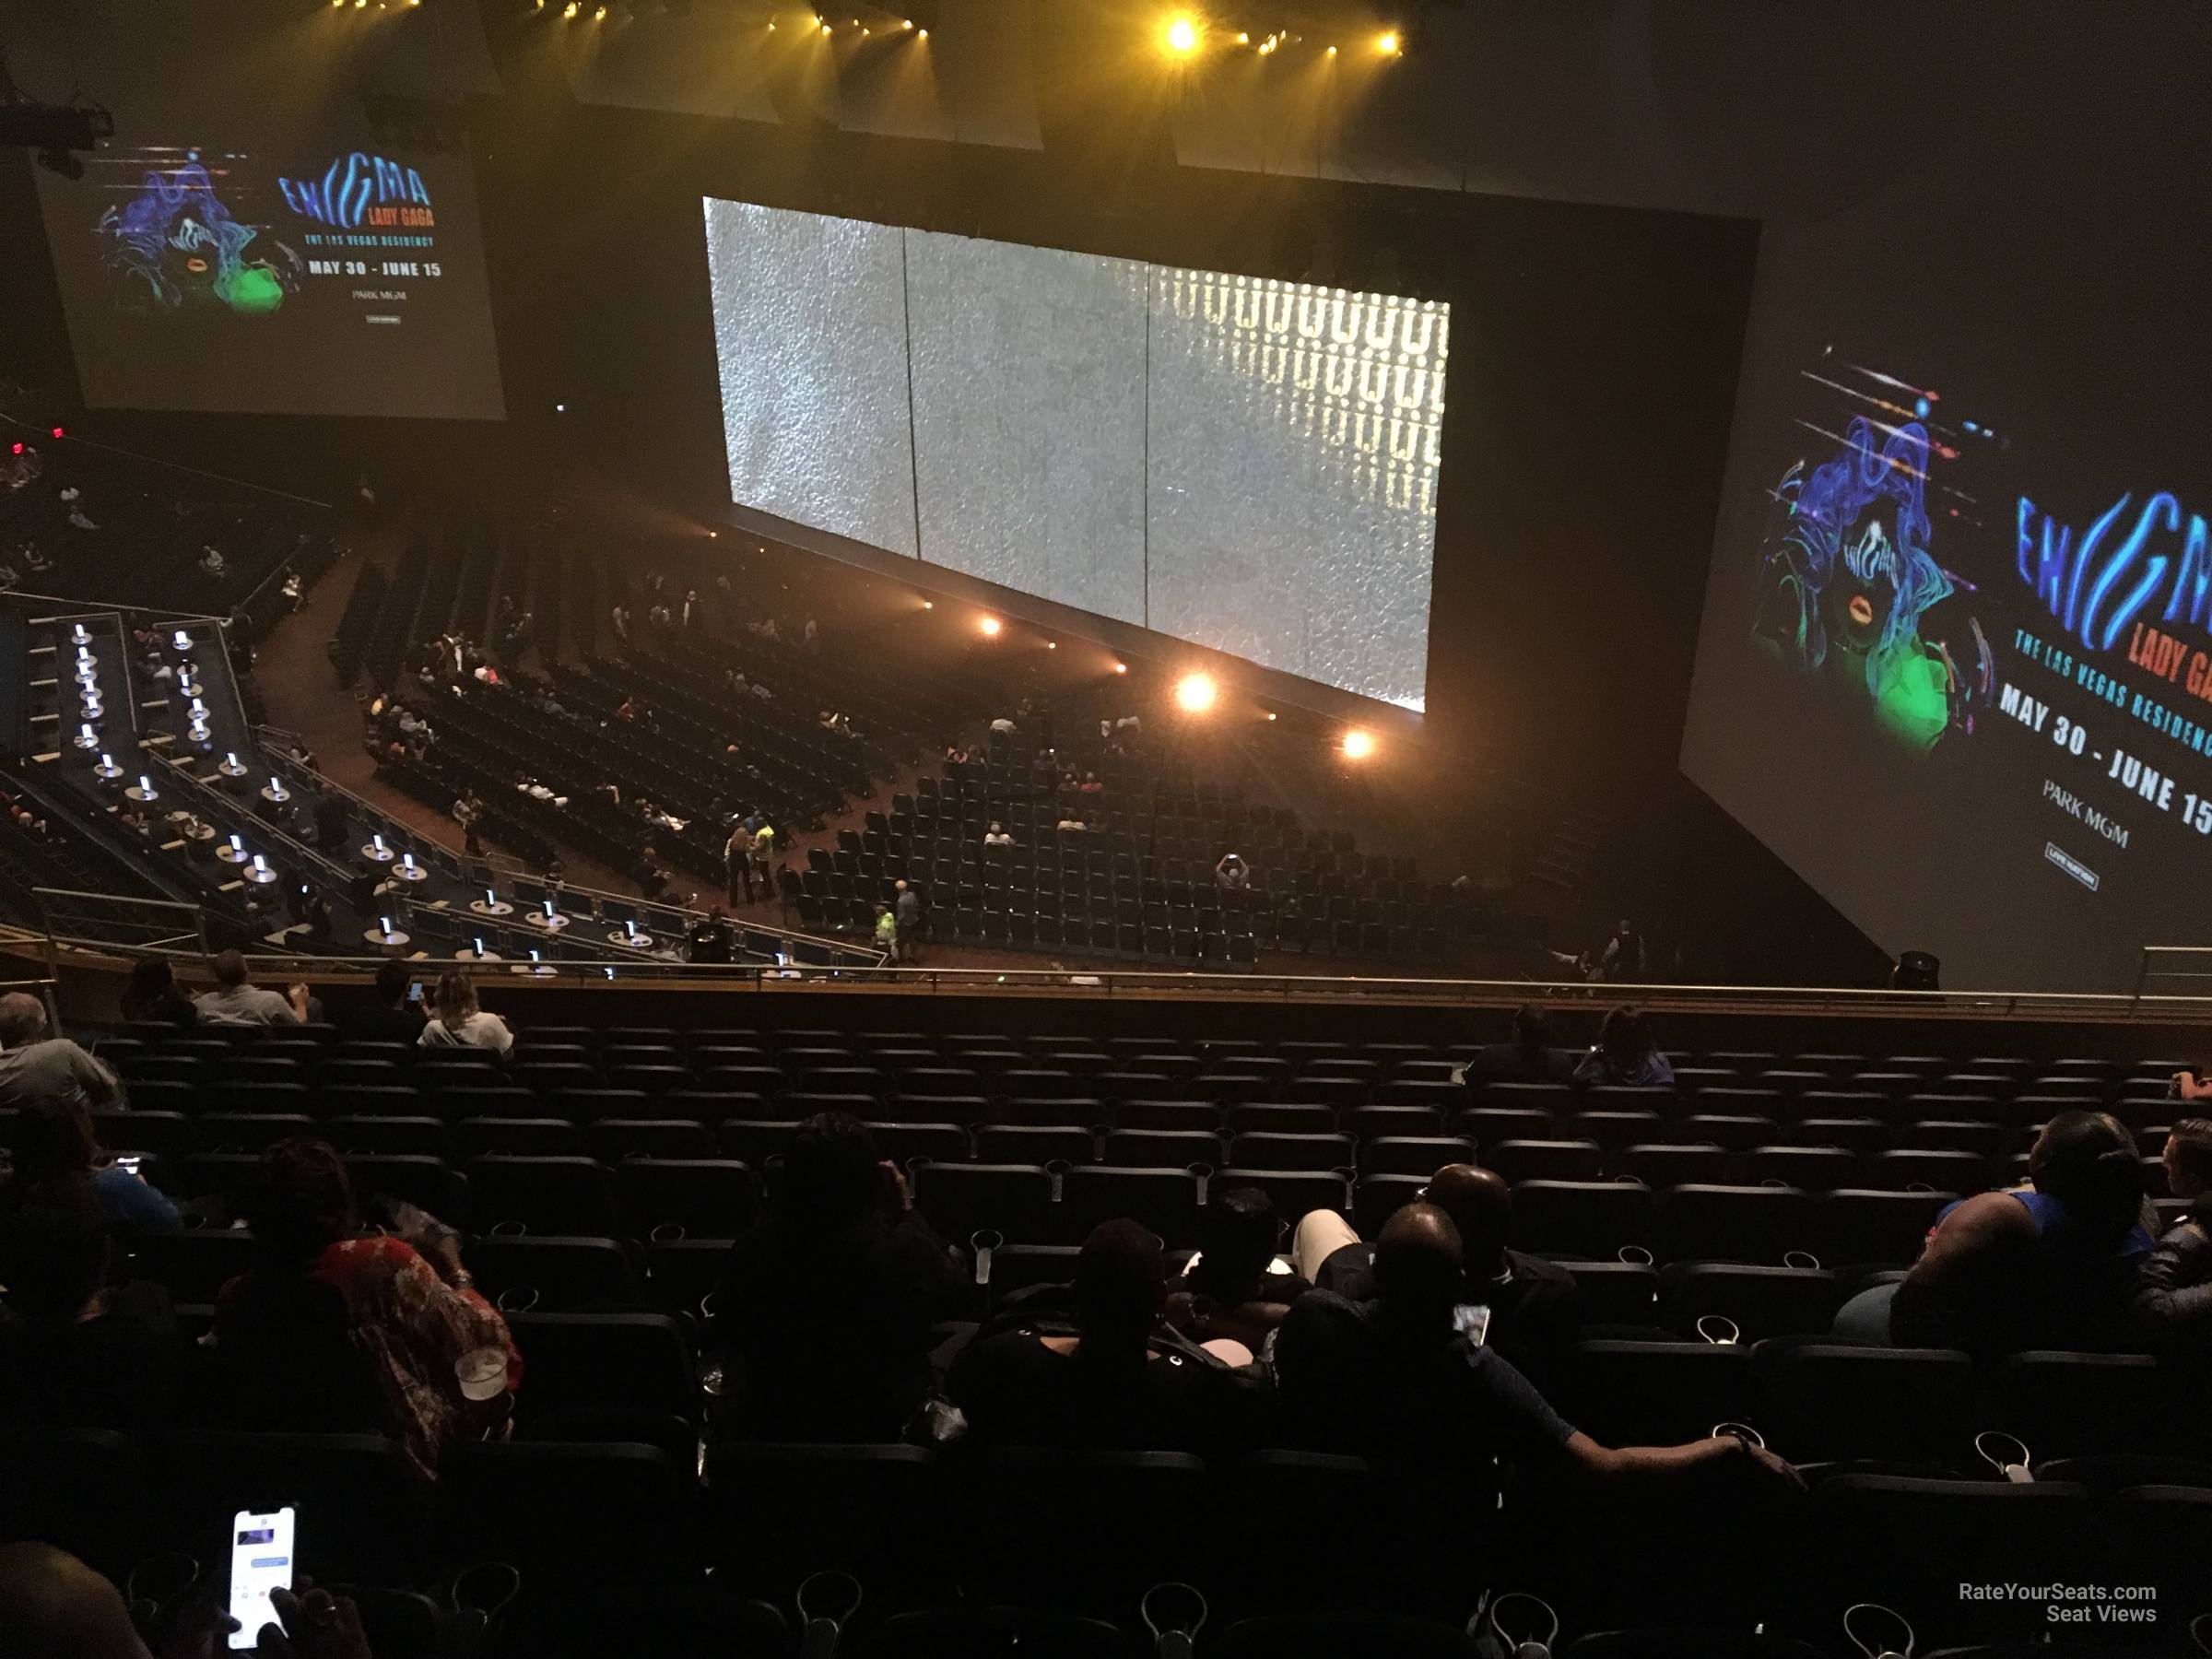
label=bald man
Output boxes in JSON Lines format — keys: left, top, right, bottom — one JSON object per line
{"left": 0, "top": 1542, "right": 149, "bottom": 1659}
{"left": 0, "top": 1542, "right": 371, "bottom": 1657}
{"left": 1291, "top": 1163, "right": 1578, "bottom": 1392}
{"left": 1275, "top": 1206, "right": 1795, "bottom": 1490}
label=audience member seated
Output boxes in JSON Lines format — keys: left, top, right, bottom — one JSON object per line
{"left": 346, "top": 959, "right": 426, "bottom": 1042}
{"left": 2133, "top": 1116, "right": 2212, "bottom": 1349}
{"left": 1293, "top": 1163, "right": 1579, "bottom": 1393}
{"left": 119, "top": 957, "right": 196, "bottom": 1032}
{"left": 1276, "top": 1205, "right": 1794, "bottom": 1489}
{"left": 1572, "top": 1004, "right": 1675, "bottom": 1087}
{"left": 418, "top": 971, "right": 510, "bottom": 1055}
{"left": 0, "top": 993, "right": 120, "bottom": 1114}
{"left": 949, "top": 1219, "right": 1261, "bottom": 1455}
{"left": 713, "top": 1113, "right": 971, "bottom": 1441}
{"left": 212, "top": 1138, "right": 519, "bottom": 1479}
{"left": 0, "top": 1181, "right": 178, "bottom": 1431}
{"left": 1468, "top": 1003, "right": 1578, "bottom": 1086}
{"left": 6, "top": 1098, "right": 180, "bottom": 1230}
{"left": 1162, "top": 1185, "right": 1312, "bottom": 1354}
{"left": 1832, "top": 1109, "right": 2151, "bottom": 1357}
{"left": 195, "top": 949, "right": 308, "bottom": 1027}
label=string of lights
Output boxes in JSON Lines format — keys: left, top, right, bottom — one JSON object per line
{"left": 519, "top": 0, "right": 1401, "bottom": 58}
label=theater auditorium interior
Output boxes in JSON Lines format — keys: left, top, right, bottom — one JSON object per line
{"left": 0, "top": 1, "right": 2209, "bottom": 1654}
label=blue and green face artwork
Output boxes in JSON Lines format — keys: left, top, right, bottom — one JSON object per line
{"left": 1754, "top": 416, "right": 1991, "bottom": 750}
{"left": 97, "top": 155, "right": 300, "bottom": 315}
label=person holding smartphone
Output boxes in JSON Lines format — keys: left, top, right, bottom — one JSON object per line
{"left": 0, "top": 1541, "right": 375, "bottom": 1658}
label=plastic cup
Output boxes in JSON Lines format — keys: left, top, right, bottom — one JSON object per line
{"left": 457, "top": 1347, "right": 508, "bottom": 1403}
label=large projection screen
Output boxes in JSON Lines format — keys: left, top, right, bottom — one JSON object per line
{"left": 17, "top": 1, "right": 505, "bottom": 420}
{"left": 703, "top": 197, "right": 1448, "bottom": 710}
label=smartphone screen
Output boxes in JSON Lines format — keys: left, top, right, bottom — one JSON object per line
{"left": 406, "top": 981, "right": 423, "bottom": 1005}
{"left": 1451, "top": 1303, "right": 1491, "bottom": 1347}
{"left": 227, "top": 1508, "right": 295, "bottom": 1649}
{"left": 112, "top": 1154, "right": 143, "bottom": 1177}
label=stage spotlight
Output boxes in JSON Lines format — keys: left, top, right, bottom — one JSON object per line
{"left": 917, "top": 29, "right": 926, "bottom": 36}
{"left": 593, "top": 5, "right": 606, "bottom": 18}
{"left": 561, "top": 1, "right": 577, "bottom": 16}
{"left": 1175, "top": 673, "right": 1218, "bottom": 713}
{"left": 1376, "top": 29, "right": 1400, "bottom": 53}
{"left": 1046, "top": 641, "right": 1057, "bottom": 651}
{"left": 1235, "top": 29, "right": 1247, "bottom": 41}
{"left": 902, "top": 17, "right": 912, "bottom": 25}
{"left": 1341, "top": 728, "right": 1375, "bottom": 759}
{"left": 979, "top": 616, "right": 1002, "bottom": 637}
{"left": 1162, "top": 14, "right": 1199, "bottom": 53}
{"left": 1325, "top": 44, "right": 1335, "bottom": 55}
{"left": 50, "top": 427, "right": 64, "bottom": 440}
{"left": 922, "top": 600, "right": 934, "bottom": 609}
{"left": 1112, "top": 662, "right": 1127, "bottom": 675}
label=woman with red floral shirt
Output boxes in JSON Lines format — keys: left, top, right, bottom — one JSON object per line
{"left": 215, "top": 1137, "right": 520, "bottom": 1480}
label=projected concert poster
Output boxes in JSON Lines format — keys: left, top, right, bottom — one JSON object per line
{"left": 1684, "top": 348, "right": 2212, "bottom": 991}
{"left": 38, "top": 132, "right": 505, "bottom": 420}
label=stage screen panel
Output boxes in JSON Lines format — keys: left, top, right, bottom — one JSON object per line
{"left": 905, "top": 230, "right": 1148, "bottom": 628}
{"left": 1146, "top": 265, "right": 1445, "bottom": 708}
{"left": 21, "top": 6, "right": 505, "bottom": 420}
{"left": 706, "top": 200, "right": 917, "bottom": 558}
{"left": 702, "top": 197, "right": 1448, "bottom": 710}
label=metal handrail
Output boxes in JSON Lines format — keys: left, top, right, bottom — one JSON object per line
{"left": 18, "top": 944, "right": 2210, "bottom": 1018}
{"left": 258, "top": 735, "right": 866, "bottom": 961}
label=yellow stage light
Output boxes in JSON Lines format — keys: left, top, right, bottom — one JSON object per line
{"left": 1112, "top": 662, "right": 1127, "bottom": 675}
{"left": 1376, "top": 29, "right": 1399, "bottom": 53}
{"left": 979, "top": 617, "right": 1002, "bottom": 637}
{"left": 902, "top": 17, "right": 912, "bottom": 25}
{"left": 561, "top": 1, "right": 577, "bottom": 16}
{"left": 1047, "top": 641, "right": 1058, "bottom": 650}
{"left": 820, "top": 18, "right": 830, "bottom": 29}
{"left": 593, "top": 5, "right": 606, "bottom": 18}
{"left": 1325, "top": 44, "right": 1336, "bottom": 55}
{"left": 917, "top": 28, "right": 926, "bottom": 36}
{"left": 1163, "top": 15, "right": 1199, "bottom": 53}
{"left": 1341, "top": 728, "right": 1375, "bottom": 760}
{"left": 1235, "top": 29, "right": 1247, "bottom": 41}
{"left": 922, "top": 600, "right": 934, "bottom": 609}
{"left": 767, "top": 18, "right": 775, "bottom": 27}
{"left": 1175, "top": 673, "right": 1218, "bottom": 713}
